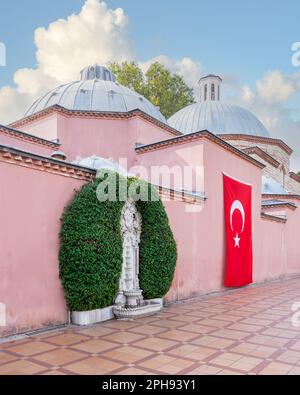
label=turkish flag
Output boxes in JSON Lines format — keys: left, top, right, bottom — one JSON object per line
{"left": 223, "top": 173, "right": 253, "bottom": 287}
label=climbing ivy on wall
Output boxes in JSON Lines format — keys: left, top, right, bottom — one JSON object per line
{"left": 59, "top": 170, "right": 177, "bottom": 311}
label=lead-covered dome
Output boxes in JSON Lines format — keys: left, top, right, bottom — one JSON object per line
{"left": 25, "top": 65, "right": 166, "bottom": 123}
{"left": 168, "top": 74, "right": 269, "bottom": 137}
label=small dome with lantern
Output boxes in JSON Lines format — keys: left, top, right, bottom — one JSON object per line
{"left": 168, "top": 74, "right": 269, "bottom": 137}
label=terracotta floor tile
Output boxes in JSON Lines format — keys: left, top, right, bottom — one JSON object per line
{"left": 230, "top": 356, "right": 263, "bottom": 372}
{"left": 151, "top": 319, "right": 185, "bottom": 329}
{"left": 290, "top": 340, "right": 300, "bottom": 351}
{"left": 187, "top": 364, "right": 222, "bottom": 375}
{"left": 139, "top": 355, "right": 194, "bottom": 374}
{"left": 288, "top": 366, "right": 300, "bottom": 375}
{"left": 77, "top": 327, "right": 117, "bottom": 337}
{"left": 158, "top": 329, "right": 199, "bottom": 342}
{"left": 42, "top": 370, "right": 66, "bottom": 375}
{"left": 198, "top": 318, "right": 231, "bottom": 328}
{"left": 241, "top": 318, "right": 273, "bottom": 326}
{"left": 72, "top": 339, "right": 118, "bottom": 353}
{"left": 216, "top": 369, "right": 244, "bottom": 375}
{"left": 0, "top": 359, "right": 46, "bottom": 375}
{"left": 103, "top": 321, "right": 139, "bottom": 330}
{"left": 117, "top": 367, "right": 153, "bottom": 375}
{"left": 102, "top": 346, "right": 153, "bottom": 363}
{"left": 247, "top": 334, "right": 290, "bottom": 348}
{"left": 172, "top": 345, "right": 218, "bottom": 361}
{"left": 276, "top": 350, "right": 300, "bottom": 365}
{"left": 102, "top": 332, "right": 145, "bottom": 344}
{"left": 46, "top": 333, "right": 90, "bottom": 346}
{"left": 228, "top": 323, "right": 264, "bottom": 333}
{"left": 64, "top": 356, "right": 121, "bottom": 375}
{"left": 7, "top": 341, "right": 56, "bottom": 356}
{"left": 179, "top": 323, "right": 216, "bottom": 335}
{"left": 191, "top": 335, "right": 236, "bottom": 349}
{"left": 229, "top": 343, "right": 276, "bottom": 358}
{"left": 128, "top": 325, "right": 166, "bottom": 336}
{"left": 210, "top": 329, "right": 250, "bottom": 340}
{"left": 261, "top": 328, "right": 298, "bottom": 339}
{"left": 0, "top": 351, "right": 17, "bottom": 365}
{"left": 132, "top": 337, "right": 179, "bottom": 352}
{"left": 33, "top": 349, "right": 84, "bottom": 366}
{"left": 258, "top": 361, "right": 293, "bottom": 375}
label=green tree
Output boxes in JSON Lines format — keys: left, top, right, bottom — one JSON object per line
{"left": 109, "top": 61, "right": 146, "bottom": 94}
{"left": 108, "top": 61, "right": 194, "bottom": 119}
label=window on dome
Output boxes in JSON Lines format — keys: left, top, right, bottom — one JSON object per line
{"left": 211, "top": 84, "right": 215, "bottom": 100}
{"left": 204, "top": 84, "right": 208, "bottom": 101}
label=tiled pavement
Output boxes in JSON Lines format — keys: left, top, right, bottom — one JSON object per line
{"left": 1, "top": 278, "right": 300, "bottom": 375}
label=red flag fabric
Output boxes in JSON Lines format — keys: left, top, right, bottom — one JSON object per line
{"left": 223, "top": 173, "right": 253, "bottom": 287}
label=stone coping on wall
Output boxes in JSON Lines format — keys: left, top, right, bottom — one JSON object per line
{"left": 261, "top": 199, "right": 297, "bottom": 210}
{"left": 0, "top": 144, "right": 95, "bottom": 181}
{"left": 9, "top": 105, "right": 182, "bottom": 137}
{"left": 218, "top": 133, "right": 293, "bottom": 155}
{"left": 289, "top": 172, "right": 300, "bottom": 184}
{"left": 136, "top": 130, "right": 265, "bottom": 169}
{"left": 242, "top": 146, "right": 280, "bottom": 168}
{"left": 157, "top": 185, "right": 206, "bottom": 205}
{"left": 0, "top": 124, "right": 60, "bottom": 149}
{"left": 261, "top": 212, "right": 287, "bottom": 223}
{"left": 262, "top": 193, "right": 300, "bottom": 201}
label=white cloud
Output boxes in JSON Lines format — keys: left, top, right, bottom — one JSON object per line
{"left": 0, "top": 0, "right": 133, "bottom": 124}
{"left": 241, "top": 85, "right": 255, "bottom": 105}
{"left": 256, "top": 70, "right": 296, "bottom": 103}
{"left": 0, "top": 86, "right": 32, "bottom": 125}
{"left": 236, "top": 70, "right": 300, "bottom": 170}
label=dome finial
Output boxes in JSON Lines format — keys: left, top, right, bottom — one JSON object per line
{"left": 198, "top": 74, "right": 222, "bottom": 102}
{"left": 80, "top": 64, "right": 116, "bottom": 82}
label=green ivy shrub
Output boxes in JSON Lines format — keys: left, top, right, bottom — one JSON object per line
{"left": 59, "top": 171, "right": 177, "bottom": 311}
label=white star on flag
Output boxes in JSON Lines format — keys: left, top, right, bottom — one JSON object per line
{"left": 234, "top": 233, "right": 240, "bottom": 248}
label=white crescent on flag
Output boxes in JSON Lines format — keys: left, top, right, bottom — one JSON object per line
{"left": 230, "top": 200, "right": 245, "bottom": 233}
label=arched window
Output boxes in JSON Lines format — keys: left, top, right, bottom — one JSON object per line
{"left": 211, "top": 84, "right": 215, "bottom": 100}
{"left": 204, "top": 84, "right": 208, "bottom": 101}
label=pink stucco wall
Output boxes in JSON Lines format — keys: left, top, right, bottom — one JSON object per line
{"left": 137, "top": 138, "right": 300, "bottom": 302}
{"left": 2, "top": 113, "right": 300, "bottom": 337}
{"left": 56, "top": 114, "right": 176, "bottom": 165}
{"left": 0, "top": 161, "right": 86, "bottom": 336}
{"left": 14, "top": 113, "right": 59, "bottom": 142}
{"left": 255, "top": 203, "right": 300, "bottom": 282}
{"left": 0, "top": 132, "right": 56, "bottom": 157}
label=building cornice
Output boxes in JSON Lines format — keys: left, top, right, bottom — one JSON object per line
{"left": 0, "top": 125, "right": 60, "bottom": 149}
{"left": 0, "top": 144, "right": 95, "bottom": 181}
{"left": 218, "top": 134, "right": 293, "bottom": 155}
{"left": 289, "top": 172, "right": 300, "bottom": 184}
{"left": 136, "top": 130, "right": 265, "bottom": 169}
{"left": 261, "top": 212, "right": 287, "bottom": 223}
{"left": 242, "top": 146, "right": 280, "bottom": 168}
{"left": 157, "top": 185, "right": 206, "bottom": 205}
{"left": 262, "top": 202, "right": 296, "bottom": 210}
{"left": 9, "top": 105, "right": 182, "bottom": 137}
{"left": 262, "top": 193, "right": 300, "bottom": 201}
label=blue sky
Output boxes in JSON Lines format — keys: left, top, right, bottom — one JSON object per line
{"left": 0, "top": 0, "right": 299, "bottom": 88}
{"left": 0, "top": 0, "right": 300, "bottom": 168}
